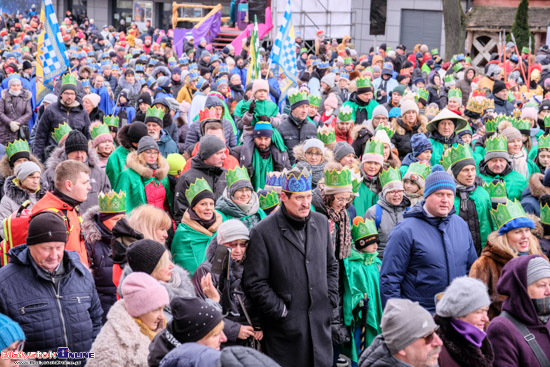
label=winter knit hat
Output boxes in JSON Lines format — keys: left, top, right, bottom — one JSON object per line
{"left": 374, "top": 129, "right": 391, "bottom": 147}
{"left": 321, "top": 73, "right": 336, "bottom": 89}
{"left": 334, "top": 142, "right": 355, "bottom": 162}
{"left": 492, "top": 80, "right": 507, "bottom": 95}
{"left": 400, "top": 99, "right": 419, "bottom": 116}
{"left": 137, "top": 92, "right": 152, "bottom": 106}
{"left": 521, "top": 106, "right": 538, "bottom": 122}
{"left": 252, "top": 79, "right": 269, "bottom": 96}
{"left": 83, "top": 93, "right": 100, "bottom": 108}
{"left": 127, "top": 122, "right": 149, "bottom": 144}
{"left": 392, "top": 85, "right": 406, "bottom": 96}
{"left": 499, "top": 121, "right": 522, "bottom": 141}
{"left": 171, "top": 297, "right": 224, "bottom": 343}
{"left": 371, "top": 105, "right": 389, "bottom": 119}
{"left": 527, "top": 256, "right": 550, "bottom": 285}
{"left": 27, "top": 211, "right": 68, "bottom": 246}
{"left": 15, "top": 161, "right": 40, "bottom": 182}
{"left": 121, "top": 272, "right": 169, "bottom": 317}
{"left": 127, "top": 239, "right": 167, "bottom": 275}
{"left": 324, "top": 93, "right": 338, "bottom": 110}
{"left": 167, "top": 153, "right": 186, "bottom": 176}
{"left": 64, "top": 130, "right": 89, "bottom": 155}
{"left": 424, "top": 164, "right": 456, "bottom": 198}
{"left": 0, "top": 314, "right": 25, "bottom": 351}
{"left": 7, "top": 77, "right": 21, "bottom": 88}
{"left": 411, "top": 133, "right": 432, "bottom": 157}
{"left": 217, "top": 219, "right": 249, "bottom": 244}
{"left": 198, "top": 135, "right": 226, "bottom": 161}
{"left": 381, "top": 299, "right": 437, "bottom": 355}
{"left": 435, "top": 276, "right": 491, "bottom": 318}
{"left": 137, "top": 136, "right": 159, "bottom": 154}
{"left": 303, "top": 138, "right": 325, "bottom": 155}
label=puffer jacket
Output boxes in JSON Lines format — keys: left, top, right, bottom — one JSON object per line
{"left": 42, "top": 146, "right": 111, "bottom": 215}
{"left": 105, "top": 124, "right": 134, "bottom": 189}
{"left": 390, "top": 116, "right": 428, "bottom": 161}
{"left": 157, "top": 129, "right": 179, "bottom": 158}
{"left": 159, "top": 343, "right": 221, "bottom": 367}
{"left": 232, "top": 138, "right": 290, "bottom": 181}
{"left": 114, "top": 76, "right": 141, "bottom": 107}
{"left": 0, "top": 153, "right": 43, "bottom": 199}
{"left": 521, "top": 172, "right": 549, "bottom": 216}
{"left": 0, "top": 175, "right": 47, "bottom": 224}
{"left": 489, "top": 93, "right": 514, "bottom": 116}
{"left": 0, "top": 245, "right": 103, "bottom": 353}
{"left": 32, "top": 95, "right": 91, "bottom": 162}
{"left": 277, "top": 113, "right": 318, "bottom": 165}
{"left": 455, "top": 67, "right": 476, "bottom": 105}
{"left": 0, "top": 89, "right": 32, "bottom": 145}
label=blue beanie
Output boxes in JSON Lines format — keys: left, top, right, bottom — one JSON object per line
{"left": 424, "top": 165, "right": 456, "bottom": 198}
{"left": 0, "top": 314, "right": 25, "bottom": 350}
{"left": 389, "top": 107, "right": 401, "bottom": 119}
{"left": 253, "top": 122, "right": 273, "bottom": 138}
{"left": 498, "top": 217, "right": 535, "bottom": 235}
{"left": 411, "top": 133, "right": 433, "bottom": 157}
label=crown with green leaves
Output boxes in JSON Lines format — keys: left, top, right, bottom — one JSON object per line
{"left": 351, "top": 170, "right": 363, "bottom": 194}
{"left": 431, "top": 48, "right": 439, "bottom": 55}
{"left": 540, "top": 203, "right": 550, "bottom": 225}
{"left": 6, "top": 139, "right": 29, "bottom": 159}
{"left": 491, "top": 199, "right": 528, "bottom": 230}
{"left": 90, "top": 123, "right": 111, "bottom": 141}
{"left": 338, "top": 104, "right": 353, "bottom": 122}
{"left": 363, "top": 138, "right": 384, "bottom": 156}
{"left": 483, "top": 180, "right": 507, "bottom": 201}
{"left": 443, "top": 75, "right": 455, "bottom": 84}
{"left": 98, "top": 191, "right": 127, "bottom": 213}
{"left": 448, "top": 89, "right": 462, "bottom": 99}
{"left": 539, "top": 134, "right": 550, "bottom": 150}
{"left": 344, "top": 57, "right": 353, "bottom": 65}
{"left": 317, "top": 126, "right": 336, "bottom": 145}
{"left": 513, "top": 118, "right": 531, "bottom": 131}
{"left": 309, "top": 95, "right": 321, "bottom": 107}
{"left": 375, "top": 124, "right": 395, "bottom": 139}
{"left": 544, "top": 115, "right": 550, "bottom": 129}
{"left": 453, "top": 63, "right": 464, "bottom": 73}
{"left": 226, "top": 166, "right": 250, "bottom": 189}
{"left": 103, "top": 115, "right": 119, "bottom": 128}
{"left": 406, "top": 162, "right": 431, "bottom": 180}
{"left": 324, "top": 168, "right": 352, "bottom": 188}
{"left": 352, "top": 216, "right": 378, "bottom": 243}
{"left": 288, "top": 90, "right": 309, "bottom": 106}
{"left": 416, "top": 88, "right": 429, "bottom": 102}
{"left": 145, "top": 106, "right": 165, "bottom": 121}
{"left": 185, "top": 177, "right": 213, "bottom": 204}
{"left": 356, "top": 77, "right": 371, "bottom": 89}
{"left": 443, "top": 143, "right": 473, "bottom": 171}
{"left": 52, "top": 122, "right": 73, "bottom": 144}
{"left": 259, "top": 190, "right": 280, "bottom": 210}
{"left": 62, "top": 73, "right": 77, "bottom": 86}
{"left": 379, "top": 167, "right": 401, "bottom": 188}
{"left": 485, "top": 136, "right": 508, "bottom": 153}
{"left": 282, "top": 167, "right": 312, "bottom": 193}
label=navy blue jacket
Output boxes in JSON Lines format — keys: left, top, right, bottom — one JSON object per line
{"left": 0, "top": 245, "right": 103, "bottom": 353}
{"left": 379, "top": 201, "right": 478, "bottom": 312}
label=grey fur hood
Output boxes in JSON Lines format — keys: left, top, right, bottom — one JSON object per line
{"left": 3, "top": 175, "right": 47, "bottom": 203}
{"left": 46, "top": 144, "right": 102, "bottom": 171}
{"left": 81, "top": 205, "right": 103, "bottom": 245}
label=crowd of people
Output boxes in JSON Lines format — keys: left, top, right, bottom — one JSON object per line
{"left": 0, "top": 6, "right": 549, "bottom": 367}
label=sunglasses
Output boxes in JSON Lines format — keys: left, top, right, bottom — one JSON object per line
{"left": 422, "top": 326, "right": 440, "bottom": 345}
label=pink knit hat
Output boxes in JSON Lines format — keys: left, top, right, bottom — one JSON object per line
{"left": 521, "top": 106, "right": 538, "bottom": 122}
{"left": 252, "top": 79, "right": 269, "bottom": 96}
{"left": 121, "top": 272, "right": 169, "bottom": 317}
{"left": 324, "top": 93, "right": 338, "bottom": 110}
{"left": 83, "top": 93, "right": 101, "bottom": 109}
{"left": 90, "top": 121, "right": 114, "bottom": 148}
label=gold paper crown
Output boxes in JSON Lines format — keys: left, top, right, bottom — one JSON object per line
{"left": 324, "top": 168, "right": 352, "bottom": 188}
{"left": 466, "top": 97, "right": 486, "bottom": 114}
{"left": 6, "top": 139, "right": 29, "bottom": 159}
{"left": 98, "top": 191, "right": 127, "bottom": 213}
{"left": 484, "top": 98, "right": 495, "bottom": 111}
{"left": 52, "top": 122, "right": 73, "bottom": 144}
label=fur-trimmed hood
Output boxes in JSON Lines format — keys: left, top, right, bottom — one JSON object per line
{"left": 1, "top": 88, "right": 32, "bottom": 102}
{"left": 528, "top": 213, "right": 544, "bottom": 238}
{"left": 3, "top": 175, "right": 47, "bottom": 203}
{"left": 117, "top": 123, "right": 134, "bottom": 151}
{"left": 292, "top": 142, "right": 334, "bottom": 163}
{"left": 391, "top": 115, "right": 428, "bottom": 136}
{"left": 0, "top": 154, "right": 44, "bottom": 179}
{"left": 125, "top": 151, "right": 169, "bottom": 180}
{"left": 81, "top": 205, "right": 103, "bottom": 245}
{"left": 46, "top": 144, "right": 102, "bottom": 171}
{"left": 350, "top": 120, "right": 375, "bottom": 141}
{"left": 528, "top": 172, "right": 550, "bottom": 199}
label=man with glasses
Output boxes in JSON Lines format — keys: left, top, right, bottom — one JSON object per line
{"left": 359, "top": 298, "right": 443, "bottom": 367}
{"left": 243, "top": 167, "right": 339, "bottom": 367}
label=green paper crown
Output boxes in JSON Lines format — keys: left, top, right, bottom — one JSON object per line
{"left": 344, "top": 57, "right": 353, "bottom": 65}
{"left": 145, "top": 106, "right": 165, "bottom": 120}
{"left": 485, "top": 118, "right": 499, "bottom": 134}
{"left": 62, "top": 73, "right": 77, "bottom": 86}
{"left": 185, "top": 177, "right": 213, "bottom": 204}
{"left": 324, "top": 168, "right": 352, "bottom": 188}
{"left": 416, "top": 88, "right": 429, "bottom": 102}
{"left": 363, "top": 138, "right": 384, "bottom": 156}
{"left": 6, "top": 139, "right": 29, "bottom": 159}
{"left": 379, "top": 167, "right": 401, "bottom": 188}
{"left": 406, "top": 162, "right": 431, "bottom": 180}
{"left": 356, "top": 77, "right": 371, "bottom": 89}
{"left": 483, "top": 180, "right": 507, "bottom": 200}
{"left": 521, "top": 46, "right": 529, "bottom": 54}
{"left": 258, "top": 190, "right": 280, "bottom": 210}
{"left": 352, "top": 217, "right": 378, "bottom": 242}
{"left": 491, "top": 199, "right": 528, "bottom": 230}
{"left": 338, "top": 105, "right": 353, "bottom": 122}
{"left": 440, "top": 149, "right": 453, "bottom": 172}
{"left": 540, "top": 203, "right": 550, "bottom": 225}
{"left": 317, "top": 126, "right": 336, "bottom": 145}
{"left": 539, "top": 134, "right": 550, "bottom": 150}
{"left": 443, "top": 75, "right": 455, "bottom": 84}
{"left": 90, "top": 123, "right": 111, "bottom": 141}
{"left": 52, "top": 122, "right": 73, "bottom": 144}
{"left": 98, "top": 191, "right": 127, "bottom": 213}
{"left": 445, "top": 143, "right": 473, "bottom": 170}
{"left": 485, "top": 136, "right": 508, "bottom": 153}
{"left": 431, "top": 48, "right": 439, "bottom": 55}
{"left": 103, "top": 115, "right": 119, "bottom": 128}
{"left": 309, "top": 95, "right": 321, "bottom": 107}
{"left": 544, "top": 115, "right": 550, "bottom": 129}
{"left": 288, "top": 91, "right": 309, "bottom": 106}
{"left": 448, "top": 89, "right": 462, "bottom": 99}
{"left": 351, "top": 174, "right": 363, "bottom": 194}
{"left": 225, "top": 166, "right": 250, "bottom": 189}
{"left": 513, "top": 118, "right": 531, "bottom": 131}
{"left": 453, "top": 63, "right": 464, "bottom": 73}
{"left": 375, "top": 124, "right": 395, "bottom": 139}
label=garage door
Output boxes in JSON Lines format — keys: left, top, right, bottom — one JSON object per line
{"left": 400, "top": 9, "right": 442, "bottom": 52}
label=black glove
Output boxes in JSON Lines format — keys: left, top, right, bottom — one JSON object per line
{"left": 257, "top": 115, "right": 270, "bottom": 122}
{"left": 248, "top": 100, "right": 256, "bottom": 114}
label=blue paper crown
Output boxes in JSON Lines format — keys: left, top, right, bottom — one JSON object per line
{"left": 318, "top": 62, "right": 330, "bottom": 69}
{"left": 101, "top": 52, "right": 109, "bottom": 59}
{"left": 340, "top": 72, "right": 349, "bottom": 80}
{"left": 312, "top": 60, "right": 321, "bottom": 67}
{"left": 179, "top": 57, "right": 189, "bottom": 64}
{"left": 149, "top": 59, "right": 158, "bottom": 66}
{"left": 100, "top": 60, "right": 110, "bottom": 66}
{"left": 266, "top": 172, "right": 284, "bottom": 187}
{"left": 219, "top": 65, "right": 229, "bottom": 74}
{"left": 81, "top": 79, "right": 90, "bottom": 87}
{"left": 147, "top": 76, "right": 156, "bottom": 87}
{"left": 168, "top": 60, "right": 176, "bottom": 67}
{"left": 139, "top": 55, "right": 148, "bottom": 61}
{"left": 136, "top": 64, "right": 145, "bottom": 72}
{"left": 282, "top": 168, "right": 312, "bottom": 193}
{"left": 112, "top": 64, "right": 120, "bottom": 71}
{"left": 132, "top": 50, "right": 141, "bottom": 56}
{"left": 189, "top": 64, "right": 198, "bottom": 71}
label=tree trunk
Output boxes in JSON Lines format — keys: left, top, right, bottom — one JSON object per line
{"left": 443, "top": 0, "right": 466, "bottom": 60}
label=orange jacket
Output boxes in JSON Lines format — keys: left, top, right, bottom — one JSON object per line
{"left": 182, "top": 142, "right": 239, "bottom": 173}
{"left": 31, "top": 192, "right": 88, "bottom": 267}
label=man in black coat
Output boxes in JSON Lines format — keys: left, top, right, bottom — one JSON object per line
{"left": 243, "top": 167, "right": 339, "bottom": 367}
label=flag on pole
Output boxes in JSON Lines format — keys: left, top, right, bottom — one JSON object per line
{"left": 246, "top": 15, "right": 260, "bottom": 83}
{"left": 35, "top": 2, "right": 49, "bottom": 104}
{"left": 270, "top": 0, "right": 299, "bottom": 100}
{"left": 40, "top": 0, "right": 69, "bottom": 84}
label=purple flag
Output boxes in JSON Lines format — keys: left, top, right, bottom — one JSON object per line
{"left": 174, "top": 11, "right": 222, "bottom": 58}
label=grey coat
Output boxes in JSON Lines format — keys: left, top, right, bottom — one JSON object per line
{"left": 0, "top": 89, "right": 32, "bottom": 144}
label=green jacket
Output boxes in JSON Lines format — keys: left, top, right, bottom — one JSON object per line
{"left": 105, "top": 146, "right": 130, "bottom": 189}
{"left": 342, "top": 250, "right": 383, "bottom": 362}
{"left": 344, "top": 99, "right": 379, "bottom": 124}
{"left": 479, "top": 170, "right": 528, "bottom": 201}
{"left": 453, "top": 186, "right": 494, "bottom": 249}
{"left": 428, "top": 138, "right": 445, "bottom": 166}
{"left": 354, "top": 182, "right": 379, "bottom": 218}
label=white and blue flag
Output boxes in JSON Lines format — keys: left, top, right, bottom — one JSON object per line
{"left": 40, "top": 0, "right": 69, "bottom": 83}
{"left": 270, "top": 0, "right": 298, "bottom": 98}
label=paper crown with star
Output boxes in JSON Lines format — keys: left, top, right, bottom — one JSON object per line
{"left": 352, "top": 217, "right": 378, "bottom": 243}
{"left": 491, "top": 199, "right": 528, "bottom": 231}
{"left": 281, "top": 167, "right": 312, "bottom": 193}
{"left": 185, "top": 177, "right": 213, "bottom": 205}
{"left": 98, "top": 191, "right": 127, "bottom": 213}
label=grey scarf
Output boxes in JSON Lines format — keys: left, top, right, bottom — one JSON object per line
{"left": 454, "top": 179, "right": 476, "bottom": 212}
{"left": 532, "top": 296, "right": 550, "bottom": 324}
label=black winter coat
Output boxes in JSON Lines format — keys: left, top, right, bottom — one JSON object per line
{"left": 232, "top": 136, "right": 290, "bottom": 180}
{"left": 277, "top": 114, "right": 317, "bottom": 165}
{"left": 242, "top": 206, "right": 339, "bottom": 367}
{"left": 489, "top": 94, "right": 515, "bottom": 116}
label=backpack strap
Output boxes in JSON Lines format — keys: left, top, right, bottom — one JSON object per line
{"left": 500, "top": 311, "right": 550, "bottom": 367}
{"left": 375, "top": 204, "right": 383, "bottom": 230}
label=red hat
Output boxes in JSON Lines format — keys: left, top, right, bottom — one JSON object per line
{"left": 63, "top": 34, "right": 71, "bottom": 42}
{"left": 316, "top": 30, "right": 324, "bottom": 36}
{"left": 0, "top": 30, "right": 7, "bottom": 37}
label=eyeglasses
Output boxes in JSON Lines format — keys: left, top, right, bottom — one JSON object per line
{"left": 143, "top": 150, "right": 159, "bottom": 156}
{"left": 335, "top": 196, "right": 353, "bottom": 204}
{"left": 6, "top": 340, "right": 25, "bottom": 352}
{"left": 305, "top": 152, "right": 323, "bottom": 157}
{"left": 422, "top": 326, "right": 440, "bottom": 345}
{"left": 225, "top": 241, "right": 248, "bottom": 249}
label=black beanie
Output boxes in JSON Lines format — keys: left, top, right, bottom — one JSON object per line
{"left": 451, "top": 157, "right": 476, "bottom": 178}
{"left": 137, "top": 92, "right": 152, "bottom": 106}
{"left": 9, "top": 151, "right": 30, "bottom": 166}
{"left": 27, "top": 212, "right": 68, "bottom": 246}
{"left": 60, "top": 81, "right": 77, "bottom": 95}
{"left": 171, "top": 297, "right": 223, "bottom": 343}
{"left": 191, "top": 189, "right": 215, "bottom": 208}
{"left": 355, "top": 234, "right": 379, "bottom": 250}
{"left": 126, "top": 239, "right": 167, "bottom": 275}
{"left": 22, "top": 60, "right": 32, "bottom": 71}
{"left": 64, "top": 130, "right": 89, "bottom": 155}
{"left": 492, "top": 80, "right": 507, "bottom": 95}
{"left": 127, "top": 122, "right": 148, "bottom": 144}
{"left": 197, "top": 135, "right": 226, "bottom": 161}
